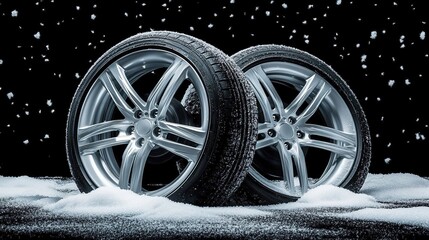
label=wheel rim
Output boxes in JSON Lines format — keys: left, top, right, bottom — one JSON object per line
{"left": 246, "top": 61, "right": 359, "bottom": 198}
{"left": 76, "top": 49, "right": 209, "bottom": 196}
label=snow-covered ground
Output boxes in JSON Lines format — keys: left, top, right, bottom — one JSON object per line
{"left": 1, "top": 173, "right": 429, "bottom": 228}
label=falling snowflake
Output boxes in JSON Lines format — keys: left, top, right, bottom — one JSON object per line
{"left": 11, "top": 10, "right": 18, "bottom": 17}
{"left": 370, "top": 31, "right": 377, "bottom": 39}
{"left": 7, "top": 92, "right": 14, "bottom": 100}
{"left": 336, "top": 0, "right": 342, "bottom": 5}
{"left": 23, "top": 139, "right": 29, "bottom": 145}
{"left": 384, "top": 158, "right": 392, "bottom": 164}
{"left": 415, "top": 133, "right": 426, "bottom": 140}
{"left": 34, "top": 32, "right": 41, "bottom": 39}
{"left": 47, "top": 99, "right": 53, "bottom": 107}
{"left": 388, "top": 80, "right": 395, "bottom": 87}
{"left": 420, "top": 31, "right": 426, "bottom": 40}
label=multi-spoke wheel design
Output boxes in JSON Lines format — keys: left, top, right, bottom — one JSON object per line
{"left": 66, "top": 31, "right": 258, "bottom": 206}
{"left": 231, "top": 45, "right": 371, "bottom": 204}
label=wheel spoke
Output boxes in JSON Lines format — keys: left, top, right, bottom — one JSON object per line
{"left": 119, "top": 141, "right": 153, "bottom": 192}
{"left": 157, "top": 64, "right": 189, "bottom": 119}
{"left": 285, "top": 74, "right": 319, "bottom": 116}
{"left": 277, "top": 141, "right": 296, "bottom": 194}
{"left": 79, "top": 135, "right": 132, "bottom": 156}
{"left": 153, "top": 137, "right": 201, "bottom": 163}
{"left": 300, "top": 138, "right": 356, "bottom": 159}
{"left": 301, "top": 124, "right": 356, "bottom": 145}
{"left": 108, "top": 63, "right": 147, "bottom": 111}
{"left": 146, "top": 59, "right": 188, "bottom": 113}
{"left": 291, "top": 143, "right": 309, "bottom": 194}
{"left": 158, "top": 120, "right": 206, "bottom": 145}
{"left": 249, "top": 66, "right": 285, "bottom": 119}
{"left": 129, "top": 141, "right": 153, "bottom": 193}
{"left": 99, "top": 72, "right": 134, "bottom": 120}
{"left": 296, "top": 82, "right": 331, "bottom": 124}
{"left": 78, "top": 120, "right": 133, "bottom": 141}
{"left": 256, "top": 122, "right": 277, "bottom": 149}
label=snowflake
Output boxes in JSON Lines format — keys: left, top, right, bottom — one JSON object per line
{"left": 34, "top": 32, "right": 41, "bottom": 39}
{"left": 420, "top": 31, "right": 426, "bottom": 40}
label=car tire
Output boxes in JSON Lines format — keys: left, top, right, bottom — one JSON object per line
{"left": 66, "top": 31, "right": 258, "bottom": 206}
{"left": 228, "top": 44, "right": 371, "bottom": 205}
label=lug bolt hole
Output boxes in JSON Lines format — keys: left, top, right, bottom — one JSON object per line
{"left": 288, "top": 117, "right": 296, "bottom": 124}
{"left": 284, "top": 142, "right": 292, "bottom": 150}
{"left": 127, "top": 126, "right": 135, "bottom": 135}
{"left": 150, "top": 109, "right": 158, "bottom": 118}
{"left": 153, "top": 127, "right": 161, "bottom": 137}
{"left": 296, "top": 130, "right": 304, "bottom": 139}
{"left": 272, "top": 114, "right": 280, "bottom": 122}
{"left": 134, "top": 110, "right": 144, "bottom": 119}
{"left": 136, "top": 138, "right": 145, "bottom": 147}
{"left": 267, "top": 129, "right": 276, "bottom": 138}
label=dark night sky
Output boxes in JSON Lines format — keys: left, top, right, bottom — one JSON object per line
{"left": 0, "top": 0, "right": 427, "bottom": 177}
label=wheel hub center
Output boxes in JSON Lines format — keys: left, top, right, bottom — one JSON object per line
{"left": 277, "top": 123, "right": 294, "bottom": 139}
{"left": 135, "top": 118, "right": 153, "bottom": 137}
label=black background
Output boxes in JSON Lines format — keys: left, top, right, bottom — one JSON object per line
{"left": 0, "top": 0, "right": 427, "bottom": 177}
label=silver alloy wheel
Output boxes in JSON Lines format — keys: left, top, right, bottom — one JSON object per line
{"left": 78, "top": 49, "right": 209, "bottom": 196}
{"left": 66, "top": 31, "right": 258, "bottom": 206}
{"left": 230, "top": 44, "right": 371, "bottom": 203}
{"left": 247, "top": 62, "right": 357, "bottom": 197}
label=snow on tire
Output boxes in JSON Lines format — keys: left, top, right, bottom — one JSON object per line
{"left": 65, "top": 31, "right": 258, "bottom": 206}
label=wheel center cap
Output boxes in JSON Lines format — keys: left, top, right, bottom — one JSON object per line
{"left": 278, "top": 123, "right": 294, "bottom": 139}
{"left": 135, "top": 118, "right": 153, "bottom": 137}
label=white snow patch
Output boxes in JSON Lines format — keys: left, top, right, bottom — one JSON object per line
{"left": 44, "top": 187, "right": 270, "bottom": 220}
{"left": 264, "top": 184, "right": 381, "bottom": 210}
{"left": 360, "top": 173, "right": 429, "bottom": 202}
{"left": 339, "top": 207, "right": 429, "bottom": 228}
{"left": 1, "top": 173, "right": 428, "bottom": 226}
